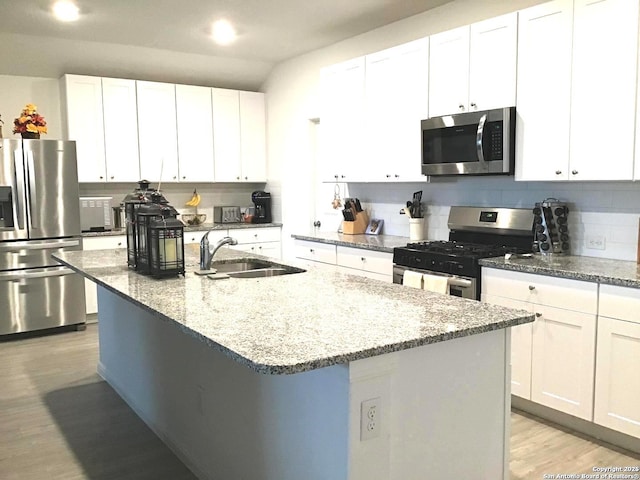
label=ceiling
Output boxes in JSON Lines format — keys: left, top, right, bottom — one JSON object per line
{"left": 0, "top": 0, "right": 451, "bottom": 89}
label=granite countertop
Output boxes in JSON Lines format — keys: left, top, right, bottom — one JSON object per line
{"left": 82, "top": 222, "right": 283, "bottom": 237}
{"left": 292, "top": 231, "right": 410, "bottom": 253}
{"left": 480, "top": 254, "right": 640, "bottom": 288}
{"left": 54, "top": 245, "right": 533, "bottom": 375}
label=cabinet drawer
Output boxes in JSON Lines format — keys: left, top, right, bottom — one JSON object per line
{"left": 599, "top": 284, "right": 640, "bottom": 324}
{"left": 336, "top": 246, "right": 392, "bottom": 275}
{"left": 183, "top": 230, "right": 228, "bottom": 245}
{"left": 232, "top": 227, "right": 281, "bottom": 244}
{"left": 294, "top": 240, "right": 336, "bottom": 265}
{"left": 481, "top": 268, "right": 597, "bottom": 314}
{"left": 83, "top": 235, "right": 126, "bottom": 251}
{"left": 229, "top": 242, "right": 281, "bottom": 259}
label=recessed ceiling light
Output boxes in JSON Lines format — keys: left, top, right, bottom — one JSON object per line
{"left": 52, "top": 1, "right": 80, "bottom": 22}
{"left": 211, "top": 19, "right": 237, "bottom": 45}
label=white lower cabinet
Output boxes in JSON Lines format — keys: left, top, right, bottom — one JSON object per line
{"left": 184, "top": 229, "right": 227, "bottom": 245}
{"left": 530, "top": 303, "right": 596, "bottom": 420}
{"left": 294, "top": 239, "right": 337, "bottom": 266}
{"left": 482, "top": 268, "right": 597, "bottom": 420}
{"left": 83, "top": 235, "right": 127, "bottom": 315}
{"left": 336, "top": 246, "right": 393, "bottom": 282}
{"left": 228, "top": 227, "right": 282, "bottom": 259}
{"left": 594, "top": 284, "right": 640, "bottom": 438}
{"left": 481, "top": 293, "right": 533, "bottom": 399}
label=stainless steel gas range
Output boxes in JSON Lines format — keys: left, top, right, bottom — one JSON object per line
{"left": 392, "top": 206, "right": 534, "bottom": 300}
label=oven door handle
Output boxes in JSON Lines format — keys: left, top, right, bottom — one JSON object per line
{"left": 476, "top": 113, "right": 487, "bottom": 167}
{"left": 448, "top": 277, "right": 472, "bottom": 288}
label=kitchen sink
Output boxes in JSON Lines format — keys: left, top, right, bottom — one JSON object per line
{"left": 213, "top": 260, "right": 274, "bottom": 273}
{"left": 207, "top": 259, "right": 305, "bottom": 278}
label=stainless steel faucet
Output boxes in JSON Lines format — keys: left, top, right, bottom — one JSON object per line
{"left": 200, "top": 233, "right": 238, "bottom": 270}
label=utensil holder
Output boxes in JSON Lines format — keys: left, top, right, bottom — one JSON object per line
{"left": 409, "top": 218, "right": 425, "bottom": 241}
{"left": 342, "top": 211, "right": 369, "bottom": 235}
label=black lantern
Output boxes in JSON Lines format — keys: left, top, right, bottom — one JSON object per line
{"left": 135, "top": 193, "right": 184, "bottom": 278}
{"left": 122, "top": 180, "right": 169, "bottom": 270}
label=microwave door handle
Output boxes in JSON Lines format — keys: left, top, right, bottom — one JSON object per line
{"left": 476, "top": 113, "right": 487, "bottom": 167}
{"left": 26, "top": 150, "right": 38, "bottom": 230}
{"left": 13, "top": 150, "right": 26, "bottom": 230}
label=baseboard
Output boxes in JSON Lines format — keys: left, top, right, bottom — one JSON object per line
{"left": 512, "top": 395, "right": 640, "bottom": 455}
{"left": 97, "top": 362, "right": 212, "bottom": 480}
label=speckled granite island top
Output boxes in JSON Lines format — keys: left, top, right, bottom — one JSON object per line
{"left": 480, "top": 254, "right": 640, "bottom": 288}
{"left": 54, "top": 245, "right": 533, "bottom": 375}
{"left": 292, "top": 231, "right": 410, "bottom": 253}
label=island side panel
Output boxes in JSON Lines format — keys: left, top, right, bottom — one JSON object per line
{"left": 347, "top": 328, "right": 510, "bottom": 480}
{"left": 96, "top": 286, "right": 350, "bottom": 480}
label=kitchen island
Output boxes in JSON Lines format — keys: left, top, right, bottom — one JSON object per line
{"left": 54, "top": 245, "right": 533, "bottom": 480}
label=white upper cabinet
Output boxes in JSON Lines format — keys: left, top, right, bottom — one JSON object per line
{"left": 428, "top": 26, "right": 470, "bottom": 117}
{"left": 61, "top": 74, "right": 106, "bottom": 182}
{"left": 102, "top": 78, "right": 140, "bottom": 182}
{"left": 320, "top": 57, "right": 365, "bottom": 182}
{"left": 176, "top": 84, "right": 215, "bottom": 182}
{"left": 571, "top": 0, "right": 638, "bottom": 181}
{"left": 517, "top": 0, "right": 639, "bottom": 181}
{"left": 239, "top": 91, "right": 267, "bottom": 182}
{"left": 365, "top": 38, "right": 429, "bottom": 182}
{"left": 429, "top": 13, "right": 517, "bottom": 118}
{"left": 136, "top": 81, "right": 179, "bottom": 182}
{"left": 212, "top": 88, "right": 242, "bottom": 182}
{"left": 516, "top": 0, "right": 573, "bottom": 181}
{"left": 468, "top": 13, "right": 518, "bottom": 112}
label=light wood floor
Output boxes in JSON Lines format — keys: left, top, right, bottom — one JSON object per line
{"left": 1, "top": 325, "right": 638, "bottom": 479}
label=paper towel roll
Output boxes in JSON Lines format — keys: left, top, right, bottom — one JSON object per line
{"left": 402, "top": 270, "right": 423, "bottom": 289}
{"left": 423, "top": 273, "right": 449, "bottom": 294}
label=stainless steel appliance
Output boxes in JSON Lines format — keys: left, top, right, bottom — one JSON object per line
{"left": 392, "top": 206, "right": 533, "bottom": 300}
{"left": 532, "top": 198, "right": 570, "bottom": 255}
{"left": 79, "top": 196, "right": 113, "bottom": 232}
{"left": 421, "top": 107, "right": 516, "bottom": 176}
{"left": 0, "top": 139, "right": 85, "bottom": 335}
{"left": 213, "top": 206, "right": 242, "bottom": 224}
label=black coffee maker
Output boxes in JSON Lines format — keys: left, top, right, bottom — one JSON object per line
{"left": 251, "top": 191, "right": 272, "bottom": 224}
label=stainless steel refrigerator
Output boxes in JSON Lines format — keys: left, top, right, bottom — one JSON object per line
{"left": 0, "top": 139, "right": 85, "bottom": 335}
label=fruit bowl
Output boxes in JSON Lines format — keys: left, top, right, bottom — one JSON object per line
{"left": 181, "top": 213, "right": 207, "bottom": 226}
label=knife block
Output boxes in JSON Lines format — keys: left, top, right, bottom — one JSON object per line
{"left": 342, "top": 211, "right": 369, "bottom": 235}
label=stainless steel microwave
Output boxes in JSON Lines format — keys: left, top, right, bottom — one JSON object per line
{"left": 421, "top": 107, "right": 516, "bottom": 176}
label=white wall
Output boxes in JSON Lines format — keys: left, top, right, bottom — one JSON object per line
{"left": 263, "top": 0, "right": 640, "bottom": 262}
{"left": 0, "top": 75, "right": 63, "bottom": 139}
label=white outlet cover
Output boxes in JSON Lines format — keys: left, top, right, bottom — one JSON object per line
{"left": 360, "top": 397, "right": 381, "bottom": 441}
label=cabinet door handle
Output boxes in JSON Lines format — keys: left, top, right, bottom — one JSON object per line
{"left": 470, "top": 102, "right": 477, "bottom": 108}
{"left": 99, "top": 176, "right": 104, "bottom": 180}
{"left": 394, "top": 174, "right": 399, "bottom": 178}
{"left": 386, "top": 174, "right": 391, "bottom": 178}
{"left": 528, "top": 285, "right": 536, "bottom": 291}
{"left": 310, "top": 248, "right": 314, "bottom": 253}
{"left": 182, "top": 176, "right": 186, "bottom": 180}
{"left": 535, "top": 312, "right": 542, "bottom": 318}
{"left": 110, "top": 176, "right": 114, "bottom": 180}
{"left": 571, "top": 170, "right": 578, "bottom": 175}
{"left": 555, "top": 170, "right": 562, "bottom": 175}
{"left": 236, "top": 176, "right": 240, "bottom": 180}
{"left": 117, "top": 242, "right": 122, "bottom": 246}
{"left": 360, "top": 257, "right": 366, "bottom": 262}
{"left": 244, "top": 176, "right": 248, "bottom": 180}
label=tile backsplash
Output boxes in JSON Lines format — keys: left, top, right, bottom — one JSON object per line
{"left": 79, "top": 182, "right": 266, "bottom": 225}
{"left": 346, "top": 177, "right": 640, "bottom": 262}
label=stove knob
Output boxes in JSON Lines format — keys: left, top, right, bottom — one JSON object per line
{"left": 536, "top": 233, "right": 547, "bottom": 242}
{"left": 540, "top": 242, "right": 550, "bottom": 251}
{"left": 558, "top": 225, "right": 568, "bottom": 233}
{"left": 533, "top": 207, "right": 541, "bottom": 215}
{"left": 534, "top": 216, "right": 542, "bottom": 225}
{"left": 560, "top": 234, "right": 569, "bottom": 242}
{"left": 562, "top": 242, "right": 570, "bottom": 250}
{"left": 557, "top": 216, "right": 567, "bottom": 225}
{"left": 535, "top": 224, "right": 545, "bottom": 234}
{"left": 554, "top": 207, "right": 566, "bottom": 216}
{"left": 532, "top": 242, "right": 540, "bottom": 252}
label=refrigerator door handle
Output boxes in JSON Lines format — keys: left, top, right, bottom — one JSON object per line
{"left": 0, "top": 266, "right": 76, "bottom": 281}
{"left": 13, "top": 150, "right": 26, "bottom": 229}
{"left": 26, "top": 150, "right": 38, "bottom": 229}
{"left": 0, "top": 239, "right": 81, "bottom": 252}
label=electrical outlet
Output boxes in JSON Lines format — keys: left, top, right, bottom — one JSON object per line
{"left": 360, "top": 397, "right": 381, "bottom": 441}
{"left": 586, "top": 235, "right": 606, "bottom": 250}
